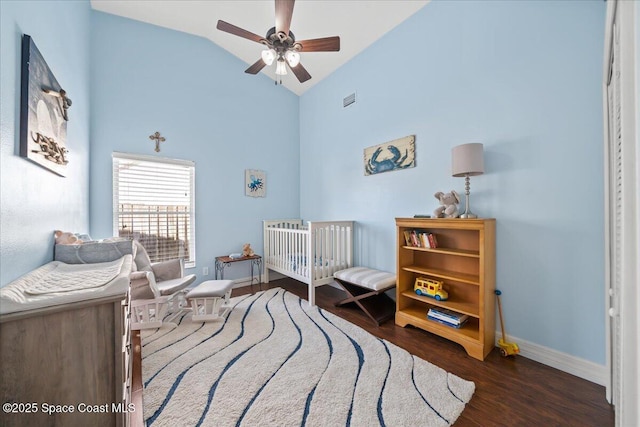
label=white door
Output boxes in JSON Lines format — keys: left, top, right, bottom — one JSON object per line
{"left": 602, "top": 1, "right": 638, "bottom": 426}
{"left": 604, "top": 14, "right": 621, "bottom": 409}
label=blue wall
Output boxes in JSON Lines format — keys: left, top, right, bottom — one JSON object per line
{"left": 89, "top": 12, "right": 300, "bottom": 283}
{"left": 0, "top": 0, "right": 92, "bottom": 286}
{"left": 300, "top": 0, "right": 606, "bottom": 364}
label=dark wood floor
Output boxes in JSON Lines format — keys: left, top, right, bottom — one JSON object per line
{"left": 236, "top": 278, "right": 614, "bottom": 427}
{"left": 133, "top": 278, "right": 614, "bottom": 426}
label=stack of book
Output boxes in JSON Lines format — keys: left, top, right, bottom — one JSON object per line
{"left": 403, "top": 230, "right": 438, "bottom": 248}
{"left": 427, "top": 307, "right": 469, "bottom": 328}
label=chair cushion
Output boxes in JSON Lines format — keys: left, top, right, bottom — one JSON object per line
{"left": 152, "top": 259, "right": 182, "bottom": 282}
{"left": 334, "top": 267, "right": 396, "bottom": 291}
{"left": 156, "top": 274, "right": 196, "bottom": 296}
{"left": 186, "top": 280, "right": 234, "bottom": 299}
{"left": 133, "top": 241, "right": 153, "bottom": 272}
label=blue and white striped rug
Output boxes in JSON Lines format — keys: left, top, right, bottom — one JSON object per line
{"left": 141, "top": 287, "right": 474, "bottom": 426}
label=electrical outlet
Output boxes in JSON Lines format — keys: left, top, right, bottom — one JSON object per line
{"left": 203, "top": 267, "right": 209, "bottom": 276}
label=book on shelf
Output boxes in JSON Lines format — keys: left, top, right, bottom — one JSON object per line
{"left": 428, "top": 312, "right": 468, "bottom": 327}
{"left": 427, "top": 233, "right": 438, "bottom": 248}
{"left": 419, "top": 232, "right": 430, "bottom": 248}
{"left": 403, "top": 230, "right": 412, "bottom": 246}
{"left": 403, "top": 229, "right": 439, "bottom": 249}
{"left": 427, "top": 314, "right": 469, "bottom": 328}
{"left": 427, "top": 307, "right": 469, "bottom": 325}
{"left": 410, "top": 230, "right": 420, "bottom": 247}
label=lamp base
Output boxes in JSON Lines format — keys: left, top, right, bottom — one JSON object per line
{"left": 459, "top": 176, "right": 478, "bottom": 219}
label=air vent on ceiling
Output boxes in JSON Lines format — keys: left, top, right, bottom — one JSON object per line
{"left": 343, "top": 92, "right": 356, "bottom": 108}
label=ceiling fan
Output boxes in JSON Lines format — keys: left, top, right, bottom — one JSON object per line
{"left": 216, "top": 0, "right": 340, "bottom": 84}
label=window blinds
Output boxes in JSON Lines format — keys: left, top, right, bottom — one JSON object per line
{"left": 113, "top": 152, "right": 196, "bottom": 268}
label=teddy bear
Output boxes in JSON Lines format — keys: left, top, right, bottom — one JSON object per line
{"left": 433, "top": 191, "right": 461, "bottom": 218}
{"left": 54, "top": 230, "right": 84, "bottom": 245}
{"left": 242, "top": 243, "right": 255, "bottom": 257}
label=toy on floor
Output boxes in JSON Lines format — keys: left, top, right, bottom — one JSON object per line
{"left": 433, "top": 190, "right": 460, "bottom": 218}
{"left": 495, "top": 289, "right": 520, "bottom": 357}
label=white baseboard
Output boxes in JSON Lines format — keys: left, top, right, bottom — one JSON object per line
{"left": 231, "top": 271, "right": 287, "bottom": 289}
{"left": 497, "top": 332, "right": 608, "bottom": 386}
{"left": 231, "top": 274, "right": 342, "bottom": 291}
{"left": 230, "top": 277, "right": 261, "bottom": 289}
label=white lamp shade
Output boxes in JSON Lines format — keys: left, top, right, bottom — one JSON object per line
{"left": 285, "top": 50, "right": 300, "bottom": 67}
{"left": 261, "top": 49, "right": 276, "bottom": 66}
{"left": 275, "top": 59, "right": 288, "bottom": 75}
{"left": 452, "top": 143, "right": 484, "bottom": 177}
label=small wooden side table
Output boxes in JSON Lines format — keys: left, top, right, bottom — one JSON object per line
{"left": 214, "top": 254, "right": 262, "bottom": 292}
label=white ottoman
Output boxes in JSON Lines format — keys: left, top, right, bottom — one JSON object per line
{"left": 186, "top": 280, "right": 234, "bottom": 322}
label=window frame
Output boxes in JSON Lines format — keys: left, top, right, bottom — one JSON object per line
{"left": 112, "top": 152, "right": 196, "bottom": 268}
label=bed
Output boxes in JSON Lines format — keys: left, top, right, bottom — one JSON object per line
{"left": 263, "top": 219, "right": 354, "bottom": 306}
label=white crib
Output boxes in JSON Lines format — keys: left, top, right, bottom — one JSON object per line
{"left": 263, "top": 219, "right": 354, "bottom": 306}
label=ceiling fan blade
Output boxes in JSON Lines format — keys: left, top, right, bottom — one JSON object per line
{"left": 275, "top": 0, "right": 295, "bottom": 37}
{"left": 290, "top": 61, "right": 311, "bottom": 83}
{"left": 245, "top": 58, "right": 267, "bottom": 75}
{"left": 216, "top": 20, "right": 265, "bottom": 44}
{"left": 296, "top": 36, "right": 340, "bottom": 52}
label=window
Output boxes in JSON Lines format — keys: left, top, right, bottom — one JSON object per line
{"left": 113, "top": 152, "right": 195, "bottom": 268}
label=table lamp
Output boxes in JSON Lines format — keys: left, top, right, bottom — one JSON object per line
{"left": 452, "top": 143, "right": 484, "bottom": 219}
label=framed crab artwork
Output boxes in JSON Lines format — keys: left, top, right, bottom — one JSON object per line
{"left": 364, "top": 135, "right": 415, "bottom": 175}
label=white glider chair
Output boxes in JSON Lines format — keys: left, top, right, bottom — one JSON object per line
{"left": 129, "top": 241, "right": 196, "bottom": 330}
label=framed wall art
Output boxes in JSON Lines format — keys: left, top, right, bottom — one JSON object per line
{"left": 245, "top": 169, "right": 266, "bottom": 197}
{"left": 19, "top": 34, "right": 71, "bottom": 177}
{"left": 364, "top": 134, "right": 415, "bottom": 176}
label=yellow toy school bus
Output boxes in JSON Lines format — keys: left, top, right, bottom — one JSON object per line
{"left": 414, "top": 277, "right": 448, "bottom": 301}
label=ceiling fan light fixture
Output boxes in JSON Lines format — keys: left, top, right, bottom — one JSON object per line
{"left": 261, "top": 48, "right": 276, "bottom": 66}
{"left": 285, "top": 50, "right": 300, "bottom": 67}
{"left": 275, "top": 59, "right": 288, "bottom": 75}
{"left": 216, "top": 0, "right": 341, "bottom": 84}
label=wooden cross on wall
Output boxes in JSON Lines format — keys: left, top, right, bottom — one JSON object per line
{"left": 149, "top": 131, "right": 166, "bottom": 152}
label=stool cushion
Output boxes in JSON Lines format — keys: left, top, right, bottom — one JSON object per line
{"left": 186, "top": 280, "right": 234, "bottom": 299}
{"left": 334, "top": 267, "right": 396, "bottom": 291}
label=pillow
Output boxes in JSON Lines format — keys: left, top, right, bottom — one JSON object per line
{"left": 54, "top": 239, "right": 135, "bottom": 264}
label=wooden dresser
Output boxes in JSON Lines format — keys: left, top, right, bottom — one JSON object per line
{"left": 0, "top": 292, "right": 135, "bottom": 426}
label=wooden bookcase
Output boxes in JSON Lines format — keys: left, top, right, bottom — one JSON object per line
{"left": 395, "top": 218, "right": 496, "bottom": 360}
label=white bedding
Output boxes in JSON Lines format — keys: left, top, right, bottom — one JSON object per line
{"left": 265, "top": 254, "right": 348, "bottom": 278}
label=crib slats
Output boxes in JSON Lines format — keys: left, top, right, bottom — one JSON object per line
{"left": 263, "top": 220, "right": 353, "bottom": 306}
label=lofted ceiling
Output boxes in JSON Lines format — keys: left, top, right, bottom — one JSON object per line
{"left": 90, "top": 0, "right": 429, "bottom": 95}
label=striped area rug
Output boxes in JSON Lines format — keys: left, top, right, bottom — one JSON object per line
{"left": 141, "top": 287, "right": 474, "bottom": 426}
